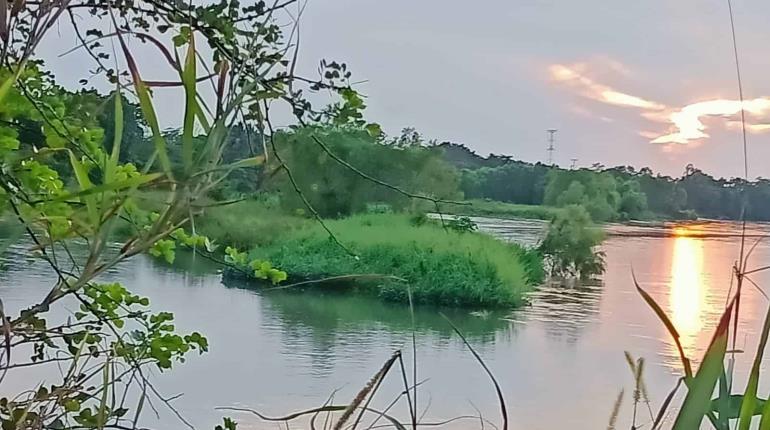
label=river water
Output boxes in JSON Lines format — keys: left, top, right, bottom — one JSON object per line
{"left": 2, "top": 218, "right": 770, "bottom": 429}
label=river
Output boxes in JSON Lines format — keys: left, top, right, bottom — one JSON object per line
{"left": 2, "top": 218, "right": 769, "bottom": 429}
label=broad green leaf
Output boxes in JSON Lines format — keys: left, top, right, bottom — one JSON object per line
{"left": 673, "top": 300, "right": 734, "bottom": 430}
{"left": 713, "top": 394, "right": 767, "bottom": 420}
{"left": 739, "top": 301, "right": 770, "bottom": 429}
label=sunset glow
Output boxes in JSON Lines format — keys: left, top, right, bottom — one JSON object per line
{"left": 549, "top": 64, "right": 665, "bottom": 110}
{"left": 669, "top": 229, "right": 707, "bottom": 357}
{"left": 652, "top": 98, "right": 770, "bottom": 144}
{"left": 549, "top": 62, "right": 770, "bottom": 145}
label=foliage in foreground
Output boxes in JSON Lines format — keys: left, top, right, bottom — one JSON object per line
{"left": 0, "top": 0, "right": 368, "bottom": 428}
{"left": 243, "top": 213, "right": 543, "bottom": 307}
{"left": 621, "top": 256, "right": 770, "bottom": 430}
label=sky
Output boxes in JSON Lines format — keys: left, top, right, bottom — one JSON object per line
{"left": 291, "top": 0, "right": 770, "bottom": 179}
{"left": 38, "top": 0, "right": 770, "bottom": 178}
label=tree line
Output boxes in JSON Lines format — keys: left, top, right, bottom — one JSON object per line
{"left": 57, "top": 94, "right": 768, "bottom": 223}
{"left": 448, "top": 142, "right": 770, "bottom": 221}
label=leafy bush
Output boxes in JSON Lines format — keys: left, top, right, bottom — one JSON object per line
{"left": 544, "top": 169, "right": 648, "bottom": 221}
{"left": 538, "top": 205, "right": 605, "bottom": 279}
{"left": 267, "top": 126, "right": 460, "bottom": 217}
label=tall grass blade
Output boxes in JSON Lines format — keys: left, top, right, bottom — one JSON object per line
{"left": 181, "top": 33, "right": 197, "bottom": 174}
{"left": 738, "top": 300, "right": 770, "bottom": 428}
{"left": 634, "top": 273, "right": 693, "bottom": 378}
{"left": 654, "top": 377, "right": 683, "bottom": 429}
{"left": 215, "top": 59, "right": 229, "bottom": 118}
{"left": 333, "top": 352, "right": 399, "bottom": 430}
{"left": 0, "top": 299, "right": 10, "bottom": 368}
{"left": 441, "top": 313, "right": 508, "bottom": 430}
{"left": 716, "top": 365, "right": 730, "bottom": 429}
{"left": 672, "top": 299, "right": 735, "bottom": 430}
{"left": 97, "top": 358, "right": 110, "bottom": 429}
{"left": 607, "top": 389, "right": 624, "bottom": 430}
{"left": 408, "top": 286, "right": 417, "bottom": 430}
{"left": 107, "top": 89, "right": 124, "bottom": 181}
{"left": 112, "top": 17, "right": 172, "bottom": 176}
{"left": 68, "top": 151, "right": 98, "bottom": 224}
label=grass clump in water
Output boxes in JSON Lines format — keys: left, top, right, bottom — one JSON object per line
{"left": 247, "top": 213, "right": 542, "bottom": 308}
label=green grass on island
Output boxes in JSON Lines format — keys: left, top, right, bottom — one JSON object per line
{"left": 444, "top": 199, "right": 564, "bottom": 221}
{"left": 242, "top": 213, "right": 542, "bottom": 308}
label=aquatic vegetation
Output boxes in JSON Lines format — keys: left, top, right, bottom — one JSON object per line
{"left": 539, "top": 204, "right": 606, "bottom": 279}
{"left": 245, "top": 213, "right": 543, "bottom": 307}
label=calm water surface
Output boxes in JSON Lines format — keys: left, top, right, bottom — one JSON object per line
{"left": 2, "top": 219, "right": 770, "bottom": 429}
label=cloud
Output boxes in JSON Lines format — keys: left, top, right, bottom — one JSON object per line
{"left": 549, "top": 64, "right": 665, "bottom": 110}
{"left": 549, "top": 61, "right": 770, "bottom": 145}
{"left": 651, "top": 98, "right": 770, "bottom": 144}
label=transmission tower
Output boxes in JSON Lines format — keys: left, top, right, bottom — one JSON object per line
{"left": 570, "top": 158, "right": 578, "bottom": 169}
{"left": 546, "top": 129, "right": 557, "bottom": 165}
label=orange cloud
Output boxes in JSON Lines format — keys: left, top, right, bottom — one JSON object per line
{"left": 549, "top": 61, "right": 770, "bottom": 145}
{"left": 549, "top": 64, "right": 665, "bottom": 110}
{"left": 652, "top": 98, "right": 770, "bottom": 144}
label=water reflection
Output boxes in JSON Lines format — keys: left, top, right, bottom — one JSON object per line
{"left": 223, "top": 277, "right": 513, "bottom": 340}
{"left": 509, "top": 282, "right": 603, "bottom": 343}
{"left": 669, "top": 228, "right": 708, "bottom": 357}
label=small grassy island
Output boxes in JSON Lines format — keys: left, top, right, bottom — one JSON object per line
{"left": 241, "top": 213, "right": 543, "bottom": 307}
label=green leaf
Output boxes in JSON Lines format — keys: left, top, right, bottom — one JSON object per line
{"left": 713, "top": 394, "right": 767, "bottom": 420}
{"left": 64, "top": 399, "right": 81, "bottom": 412}
{"left": 365, "top": 122, "right": 383, "bottom": 138}
{"left": 673, "top": 299, "right": 734, "bottom": 430}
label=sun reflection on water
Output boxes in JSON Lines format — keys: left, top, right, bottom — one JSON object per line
{"left": 669, "top": 227, "right": 706, "bottom": 357}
